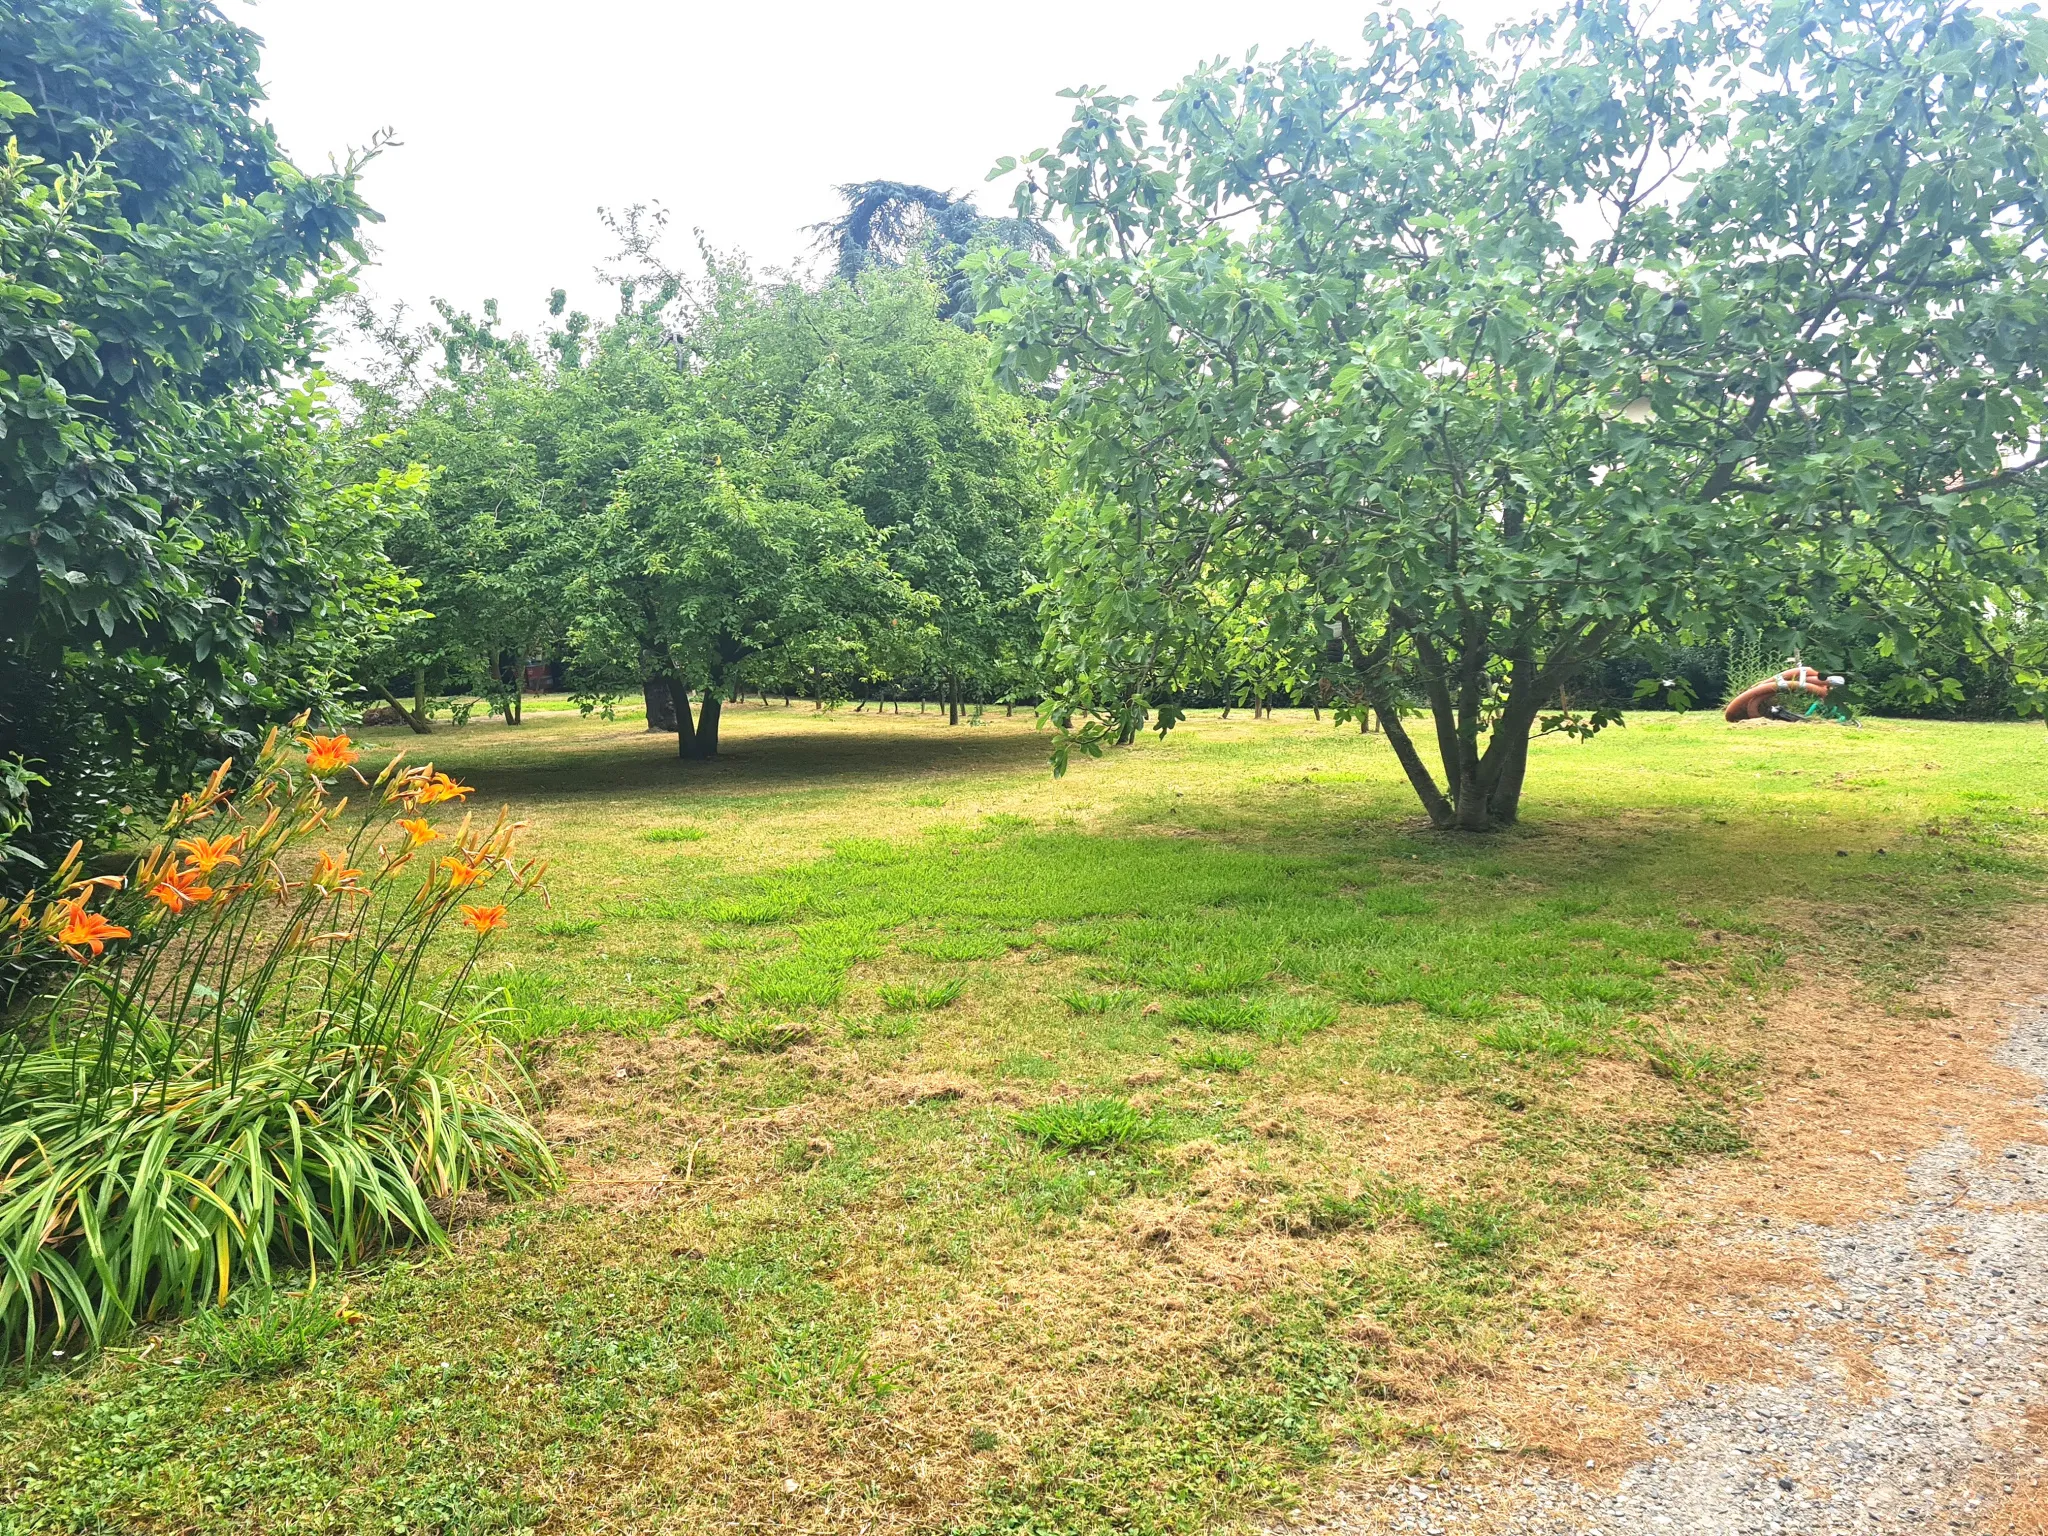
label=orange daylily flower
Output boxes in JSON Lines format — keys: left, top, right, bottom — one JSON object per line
{"left": 399, "top": 817, "right": 442, "bottom": 847}
{"left": 413, "top": 771, "right": 473, "bottom": 807}
{"left": 302, "top": 734, "right": 361, "bottom": 774}
{"left": 440, "top": 856, "right": 487, "bottom": 890}
{"left": 175, "top": 833, "right": 243, "bottom": 874}
{"left": 149, "top": 867, "right": 215, "bottom": 913}
{"left": 460, "top": 904, "right": 508, "bottom": 934}
{"left": 56, "top": 904, "right": 130, "bottom": 959}
{"left": 310, "top": 851, "right": 365, "bottom": 894}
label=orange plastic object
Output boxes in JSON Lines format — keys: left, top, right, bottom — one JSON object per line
{"left": 1724, "top": 666, "right": 1829, "bottom": 722}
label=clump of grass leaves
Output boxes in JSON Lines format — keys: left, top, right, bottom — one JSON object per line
{"left": 639, "top": 826, "right": 705, "bottom": 843}
{"left": 1058, "top": 989, "right": 1135, "bottom": 1014}
{"left": 879, "top": 978, "right": 964, "bottom": 1012}
{"left": 184, "top": 1283, "right": 349, "bottom": 1380}
{"left": 0, "top": 722, "right": 556, "bottom": 1370}
{"left": 1638, "top": 1027, "right": 1754, "bottom": 1084}
{"left": 1180, "top": 1042, "right": 1256, "bottom": 1074}
{"left": 698, "top": 1015, "right": 813, "bottom": 1052}
{"left": 1166, "top": 995, "right": 1338, "bottom": 1042}
{"left": 1013, "top": 1095, "right": 1160, "bottom": 1152}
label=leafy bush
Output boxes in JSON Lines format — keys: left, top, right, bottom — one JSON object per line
{"left": 1013, "top": 1096, "right": 1159, "bottom": 1152}
{"left": 0, "top": 726, "right": 555, "bottom": 1367}
{"left": 880, "top": 979, "right": 964, "bottom": 1012}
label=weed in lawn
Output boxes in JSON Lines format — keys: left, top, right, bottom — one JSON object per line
{"left": 1633, "top": 1105, "right": 1752, "bottom": 1164}
{"left": 1263, "top": 997, "right": 1340, "bottom": 1043}
{"left": 184, "top": 1287, "right": 348, "bottom": 1380}
{"left": 880, "top": 978, "right": 965, "bottom": 1012}
{"left": 903, "top": 928, "right": 1015, "bottom": 960}
{"left": 845, "top": 1015, "right": 918, "bottom": 1041}
{"left": 538, "top": 916, "right": 600, "bottom": 939}
{"left": 1166, "top": 996, "right": 1265, "bottom": 1033}
{"left": 1477, "top": 1012, "right": 1595, "bottom": 1060}
{"left": 1639, "top": 1027, "right": 1755, "bottom": 1084}
{"left": 496, "top": 970, "right": 614, "bottom": 1045}
{"left": 697, "top": 1016, "right": 812, "bottom": 1053}
{"left": 641, "top": 826, "right": 706, "bottom": 843}
{"left": 1166, "top": 995, "right": 1337, "bottom": 1042}
{"left": 1162, "top": 959, "right": 1269, "bottom": 995}
{"left": 742, "top": 954, "right": 846, "bottom": 1009}
{"left": 1059, "top": 989, "right": 1138, "bottom": 1014}
{"left": 1014, "top": 1096, "right": 1161, "bottom": 1152}
{"left": 1181, "top": 1042, "right": 1257, "bottom": 1074}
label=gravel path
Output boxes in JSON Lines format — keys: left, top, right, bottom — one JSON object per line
{"left": 1288, "top": 998, "right": 2048, "bottom": 1536}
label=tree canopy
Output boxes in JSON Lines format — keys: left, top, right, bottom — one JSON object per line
{"left": 341, "top": 252, "right": 1052, "bottom": 752}
{"left": 0, "top": 0, "right": 387, "bottom": 876}
{"left": 983, "top": 0, "right": 2048, "bottom": 828}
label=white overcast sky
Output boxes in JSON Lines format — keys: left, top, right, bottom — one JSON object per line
{"left": 229, "top": 0, "right": 1524, "bottom": 335}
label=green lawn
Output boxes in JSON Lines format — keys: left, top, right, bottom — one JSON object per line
{"left": 4, "top": 703, "right": 2043, "bottom": 1535}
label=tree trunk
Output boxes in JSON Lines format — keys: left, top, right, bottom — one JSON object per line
{"left": 1488, "top": 727, "right": 1531, "bottom": 826}
{"left": 413, "top": 671, "right": 430, "bottom": 725}
{"left": 694, "top": 691, "right": 722, "bottom": 757}
{"left": 671, "top": 671, "right": 698, "bottom": 758}
{"left": 643, "top": 677, "right": 679, "bottom": 732}
{"left": 376, "top": 681, "right": 433, "bottom": 735}
{"left": 948, "top": 676, "right": 960, "bottom": 726}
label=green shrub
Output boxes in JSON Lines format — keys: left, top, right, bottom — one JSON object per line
{"left": 1013, "top": 1096, "right": 1159, "bottom": 1152}
{"left": 0, "top": 726, "right": 555, "bottom": 1368}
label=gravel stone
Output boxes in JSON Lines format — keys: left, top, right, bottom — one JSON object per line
{"left": 1283, "top": 998, "right": 2048, "bottom": 1535}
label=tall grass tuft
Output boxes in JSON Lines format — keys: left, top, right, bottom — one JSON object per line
{"left": 0, "top": 723, "right": 557, "bottom": 1368}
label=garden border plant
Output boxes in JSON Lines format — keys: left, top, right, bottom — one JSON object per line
{"left": 0, "top": 723, "right": 557, "bottom": 1368}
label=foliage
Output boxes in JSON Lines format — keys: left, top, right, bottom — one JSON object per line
{"left": 344, "top": 245, "right": 1052, "bottom": 748}
{"left": 0, "top": 2, "right": 387, "bottom": 873}
{"left": 878, "top": 978, "right": 964, "bottom": 1012}
{"left": 814, "top": 180, "right": 1058, "bottom": 320}
{"left": 983, "top": 0, "right": 2048, "bottom": 827}
{"left": 1013, "top": 1095, "right": 1158, "bottom": 1151}
{"left": 182, "top": 1283, "right": 349, "bottom": 1380}
{"left": 0, "top": 726, "right": 554, "bottom": 1366}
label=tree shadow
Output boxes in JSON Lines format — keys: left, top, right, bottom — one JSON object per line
{"left": 400, "top": 712, "right": 1057, "bottom": 804}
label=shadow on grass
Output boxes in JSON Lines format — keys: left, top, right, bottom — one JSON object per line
{"left": 376, "top": 709, "right": 1058, "bottom": 802}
